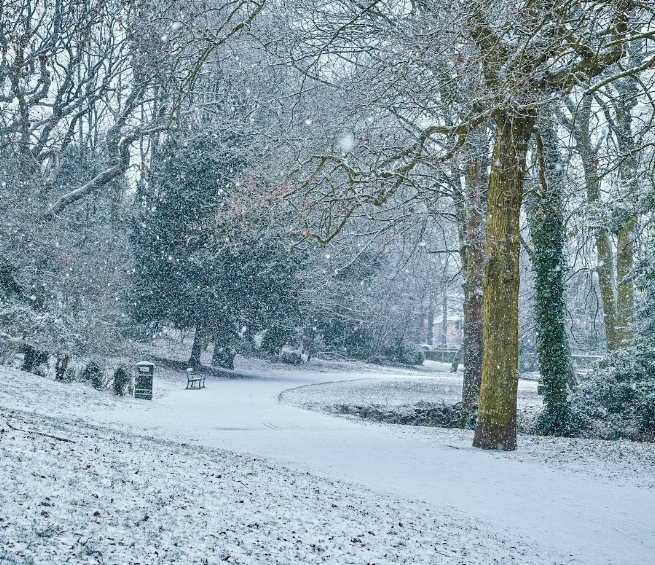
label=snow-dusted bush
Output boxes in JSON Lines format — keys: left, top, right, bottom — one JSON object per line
{"left": 569, "top": 266, "right": 655, "bottom": 441}
{"left": 570, "top": 344, "right": 655, "bottom": 440}
{"left": 279, "top": 351, "right": 302, "bottom": 365}
{"left": 81, "top": 362, "right": 106, "bottom": 390}
{"left": 369, "top": 342, "right": 425, "bottom": 367}
{"left": 0, "top": 287, "right": 82, "bottom": 368}
{"left": 63, "top": 367, "right": 78, "bottom": 382}
{"left": 112, "top": 366, "right": 131, "bottom": 396}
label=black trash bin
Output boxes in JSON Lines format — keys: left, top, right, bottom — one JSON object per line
{"left": 135, "top": 361, "right": 154, "bottom": 400}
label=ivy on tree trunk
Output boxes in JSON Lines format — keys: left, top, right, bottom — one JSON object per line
{"left": 527, "top": 116, "right": 575, "bottom": 436}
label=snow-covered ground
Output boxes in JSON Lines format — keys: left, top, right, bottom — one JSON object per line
{"left": 1, "top": 356, "right": 654, "bottom": 564}
{"left": 2, "top": 408, "right": 550, "bottom": 565}
{"left": 279, "top": 374, "right": 543, "bottom": 415}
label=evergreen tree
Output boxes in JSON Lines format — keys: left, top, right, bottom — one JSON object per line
{"left": 132, "top": 129, "right": 300, "bottom": 366}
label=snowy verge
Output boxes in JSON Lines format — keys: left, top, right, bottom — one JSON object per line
{"left": 137, "top": 336, "right": 456, "bottom": 378}
{"left": 0, "top": 408, "right": 571, "bottom": 565}
{"left": 279, "top": 375, "right": 542, "bottom": 413}
{"left": 279, "top": 376, "right": 542, "bottom": 429}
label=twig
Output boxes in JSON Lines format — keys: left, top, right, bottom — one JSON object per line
{"left": 6, "top": 422, "right": 76, "bottom": 443}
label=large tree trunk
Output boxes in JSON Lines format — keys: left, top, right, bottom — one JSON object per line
{"left": 461, "top": 286, "right": 483, "bottom": 422}
{"left": 459, "top": 138, "right": 487, "bottom": 426}
{"left": 189, "top": 325, "right": 206, "bottom": 368}
{"left": 473, "top": 111, "right": 534, "bottom": 451}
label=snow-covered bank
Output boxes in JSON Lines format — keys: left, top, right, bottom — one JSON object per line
{"left": 279, "top": 375, "right": 542, "bottom": 413}
{"left": 278, "top": 375, "right": 543, "bottom": 429}
{"left": 1, "top": 408, "right": 564, "bottom": 565}
{"left": 2, "top": 364, "right": 654, "bottom": 564}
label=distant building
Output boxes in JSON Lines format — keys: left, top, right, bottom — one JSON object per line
{"left": 427, "top": 318, "right": 463, "bottom": 348}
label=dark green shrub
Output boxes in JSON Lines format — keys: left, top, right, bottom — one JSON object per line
{"left": 381, "top": 342, "right": 425, "bottom": 366}
{"left": 400, "top": 344, "right": 425, "bottom": 366}
{"left": 113, "top": 366, "right": 131, "bottom": 396}
{"left": 261, "top": 326, "right": 291, "bottom": 355}
{"left": 81, "top": 361, "right": 104, "bottom": 390}
{"left": 279, "top": 352, "right": 302, "bottom": 365}
{"left": 321, "top": 319, "right": 372, "bottom": 360}
{"left": 19, "top": 343, "right": 49, "bottom": 374}
{"left": 533, "top": 403, "right": 583, "bottom": 438}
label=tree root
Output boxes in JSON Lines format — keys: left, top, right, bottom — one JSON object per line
{"left": 6, "top": 421, "right": 75, "bottom": 443}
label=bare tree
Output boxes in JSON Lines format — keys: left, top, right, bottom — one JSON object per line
{"left": 271, "top": 0, "right": 655, "bottom": 449}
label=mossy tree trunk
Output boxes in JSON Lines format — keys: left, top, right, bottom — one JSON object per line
{"left": 473, "top": 111, "right": 535, "bottom": 451}
{"left": 526, "top": 116, "right": 574, "bottom": 435}
{"left": 458, "top": 131, "right": 488, "bottom": 427}
{"left": 616, "top": 222, "right": 634, "bottom": 344}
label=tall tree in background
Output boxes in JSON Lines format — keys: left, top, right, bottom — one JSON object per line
{"left": 611, "top": 71, "right": 640, "bottom": 346}
{"left": 454, "top": 129, "right": 489, "bottom": 426}
{"left": 562, "top": 96, "right": 619, "bottom": 350}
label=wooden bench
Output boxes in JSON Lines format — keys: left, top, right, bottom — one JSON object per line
{"left": 186, "top": 368, "right": 205, "bottom": 389}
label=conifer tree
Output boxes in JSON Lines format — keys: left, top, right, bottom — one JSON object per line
{"left": 132, "top": 129, "right": 300, "bottom": 366}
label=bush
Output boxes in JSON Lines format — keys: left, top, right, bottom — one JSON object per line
{"left": 19, "top": 343, "right": 49, "bottom": 374}
{"left": 400, "top": 344, "right": 425, "bottom": 366}
{"left": 279, "top": 351, "right": 302, "bottom": 365}
{"left": 569, "top": 342, "right": 655, "bottom": 440}
{"left": 543, "top": 260, "right": 655, "bottom": 441}
{"left": 113, "top": 366, "right": 131, "bottom": 396}
{"left": 334, "top": 401, "right": 464, "bottom": 428}
{"left": 261, "top": 326, "right": 291, "bottom": 355}
{"left": 81, "top": 361, "right": 105, "bottom": 390}
{"left": 380, "top": 342, "right": 425, "bottom": 366}
{"left": 64, "top": 367, "right": 77, "bottom": 382}
{"left": 212, "top": 347, "right": 236, "bottom": 369}
{"left": 321, "top": 319, "right": 372, "bottom": 360}
{"left": 533, "top": 403, "right": 583, "bottom": 438}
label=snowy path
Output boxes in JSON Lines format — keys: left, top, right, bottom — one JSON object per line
{"left": 2, "top": 361, "right": 654, "bottom": 565}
